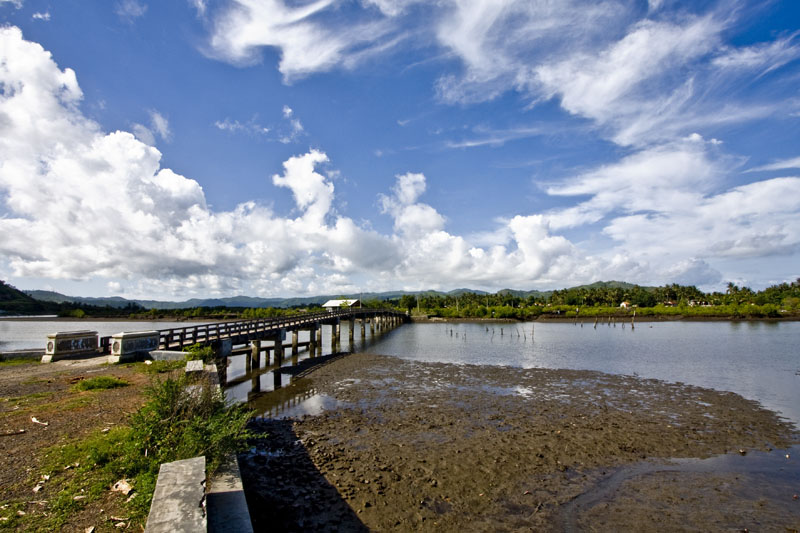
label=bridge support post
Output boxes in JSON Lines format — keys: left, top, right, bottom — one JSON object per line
{"left": 291, "top": 330, "right": 298, "bottom": 355}
{"left": 316, "top": 326, "right": 322, "bottom": 354}
{"left": 271, "top": 328, "right": 286, "bottom": 366}
{"left": 370, "top": 318, "right": 375, "bottom": 335}
{"left": 250, "top": 340, "right": 261, "bottom": 369}
{"left": 308, "top": 324, "right": 317, "bottom": 356}
{"left": 360, "top": 319, "right": 366, "bottom": 338}
{"left": 349, "top": 318, "right": 355, "bottom": 342}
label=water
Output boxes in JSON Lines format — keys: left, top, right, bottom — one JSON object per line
{"left": 365, "top": 320, "right": 800, "bottom": 427}
{"left": 0, "top": 318, "right": 209, "bottom": 352}
{"left": 4, "top": 317, "right": 799, "bottom": 428}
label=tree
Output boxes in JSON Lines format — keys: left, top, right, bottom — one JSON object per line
{"left": 398, "top": 294, "right": 417, "bottom": 312}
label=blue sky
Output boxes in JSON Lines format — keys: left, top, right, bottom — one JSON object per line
{"left": 0, "top": 0, "right": 799, "bottom": 299}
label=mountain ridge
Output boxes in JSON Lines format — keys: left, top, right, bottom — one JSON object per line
{"left": 22, "top": 281, "right": 648, "bottom": 310}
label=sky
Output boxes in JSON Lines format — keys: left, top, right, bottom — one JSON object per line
{"left": 0, "top": 0, "right": 799, "bottom": 300}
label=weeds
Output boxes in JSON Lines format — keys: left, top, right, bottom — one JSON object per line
{"left": 183, "top": 343, "right": 216, "bottom": 363}
{"left": 132, "top": 359, "right": 186, "bottom": 374}
{"left": 15, "top": 373, "right": 254, "bottom": 528}
{"left": 72, "top": 376, "right": 129, "bottom": 392}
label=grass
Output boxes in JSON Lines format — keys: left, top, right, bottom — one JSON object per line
{"left": 4, "top": 391, "right": 54, "bottom": 405}
{"left": 127, "top": 359, "right": 186, "bottom": 374}
{"left": 71, "top": 376, "right": 129, "bottom": 392}
{"left": 2, "top": 373, "right": 254, "bottom": 530}
{"left": 0, "top": 358, "right": 38, "bottom": 366}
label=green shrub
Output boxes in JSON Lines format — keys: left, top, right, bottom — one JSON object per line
{"left": 41, "top": 374, "right": 253, "bottom": 525}
{"left": 72, "top": 376, "right": 129, "bottom": 391}
{"left": 119, "top": 374, "right": 253, "bottom": 514}
{"left": 183, "top": 343, "right": 216, "bottom": 363}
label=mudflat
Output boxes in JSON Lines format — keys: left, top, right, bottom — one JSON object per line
{"left": 240, "top": 353, "right": 800, "bottom": 532}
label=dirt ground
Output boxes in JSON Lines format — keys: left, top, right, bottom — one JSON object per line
{"left": 0, "top": 356, "right": 152, "bottom": 531}
{"left": 240, "top": 353, "right": 800, "bottom": 532}
{"left": 3, "top": 352, "right": 799, "bottom": 532}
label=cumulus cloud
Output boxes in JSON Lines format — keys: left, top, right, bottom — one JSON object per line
{"left": 32, "top": 11, "right": 50, "bottom": 21}
{"left": 544, "top": 140, "right": 800, "bottom": 275}
{"left": 2, "top": 26, "right": 798, "bottom": 297}
{"left": 0, "top": 26, "right": 399, "bottom": 297}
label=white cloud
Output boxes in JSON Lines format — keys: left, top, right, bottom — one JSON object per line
{"left": 207, "top": 0, "right": 399, "bottom": 82}
{"left": 278, "top": 104, "right": 305, "bottom": 143}
{"left": 188, "top": 0, "right": 206, "bottom": 17}
{"left": 543, "top": 141, "right": 800, "bottom": 275}
{"left": 130, "top": 110, "right": 170, "bottom": 146}
{"left": 116, "top": 0, "right": 147, "bottom": 20}
{"left": 132, "top": 123, "right": 156, "bottom": 146}
{"left": 747, "top": 156, "right": 800, "bottom": 172}
{"left": 149, "top": 110, "right": 171, "bottom": 141}
{"left": 0, "top": 26, "right": 400, "bottom": 297}
{"left": 2, "top": 26, "right": 797, "bottom": 297}
{"left": 214, "top": 116, "right": 270, "bottom": 135}
{"left": 0, "top": 0, "right": 22, "bottom": 8}
{"left": 32, "top": 11, "right": 50, "bottom": 21}
{"left": 713, "top": 35, "right": 800, "bottom": 76}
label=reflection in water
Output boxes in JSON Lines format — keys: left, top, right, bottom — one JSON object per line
{"left": 224, "top": 320, "right": 401, "bottom": 417}
{"left": 224, "top": 320, "right": 800, "bottom": 427}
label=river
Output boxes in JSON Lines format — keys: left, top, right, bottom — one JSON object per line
{"left": 3, "top": 317, "right": 799, "bottom": 427}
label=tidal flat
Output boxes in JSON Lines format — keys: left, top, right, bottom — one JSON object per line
{"left": 240, "top": 353, "right": 800, "bottom": 532}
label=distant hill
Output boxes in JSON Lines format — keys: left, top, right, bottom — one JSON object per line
{"left": 18, "top": 280, "right": 653, "bottom": 313}
{"left": 1, "top": 281, "right": 54, "bottom": 315}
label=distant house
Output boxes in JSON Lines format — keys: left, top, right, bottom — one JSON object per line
{"left": 619, "top": 301, "right": 632, "bottom": 309}
{"left": 322, "top": 299, "right": 361, "bottom": 312}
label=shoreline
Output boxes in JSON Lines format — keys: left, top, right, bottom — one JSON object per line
{"left": 411, "top": 314, "right": 800, "bottom": 323}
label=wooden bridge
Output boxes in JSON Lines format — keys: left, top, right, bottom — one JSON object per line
{"left": 99, "top": 307, "right": 408, "bottom": 359}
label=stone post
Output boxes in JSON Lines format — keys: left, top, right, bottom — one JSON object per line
{"left": 291, "top": 330, "right": 299, "bottom": 355}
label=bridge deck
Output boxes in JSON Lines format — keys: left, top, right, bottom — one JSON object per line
{"left": 98, "top": 308, "right": 406, "bottom": 354}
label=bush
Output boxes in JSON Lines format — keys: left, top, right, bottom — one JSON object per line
{"left": 118, "top": 374, "right": 253, "bottom": 515}
{"left": 183, "top": 343, "right": 216, "bottom": 363}
{"left": 44, "top": 373, "right": 253, "bottom": 524}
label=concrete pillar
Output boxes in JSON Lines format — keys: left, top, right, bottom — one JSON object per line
{"left": 349, "top": 318, "right": 355, "bottom": 342}
{"left": 274, "top": 339, "right": 284, "bottom": 366}
{"left": 250, "top": 340, "right": 262, "bottom": 369}
{"left": 360, "top": 319, "right": 366, "bottom": 338}
{"left": 308, "top": 324, "right": 317, "bottom": 355}
{"left": 370, "top": 318, "right": 375, "bottom": 335}
{"left": 291, "top": 330, "right": 299, "bottom": 355}
{"left": 316, "top": 325, "right": 322, "bottom": 354}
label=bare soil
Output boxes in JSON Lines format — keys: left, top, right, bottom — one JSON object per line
{"left": 240, "top": 353, "right": 800, "bottom": 532}
{"left": 0, "top": 356, "right": 152, "bottom": 531}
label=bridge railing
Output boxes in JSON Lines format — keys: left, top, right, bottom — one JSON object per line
{"left": 98, "top": 307, "right": 405, "bottom": 354}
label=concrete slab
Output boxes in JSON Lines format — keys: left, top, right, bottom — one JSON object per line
{"left": 149, "top": 350, "right": 187, "bottom": 361}
{"left": 145, "top": 456, "right": 206, "bottom": 533}
{"left": 185, "top": 359, "right": 204, "bottom": 373}
{"left": 207, "top": 455, "right": 253, "bottom": 533}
